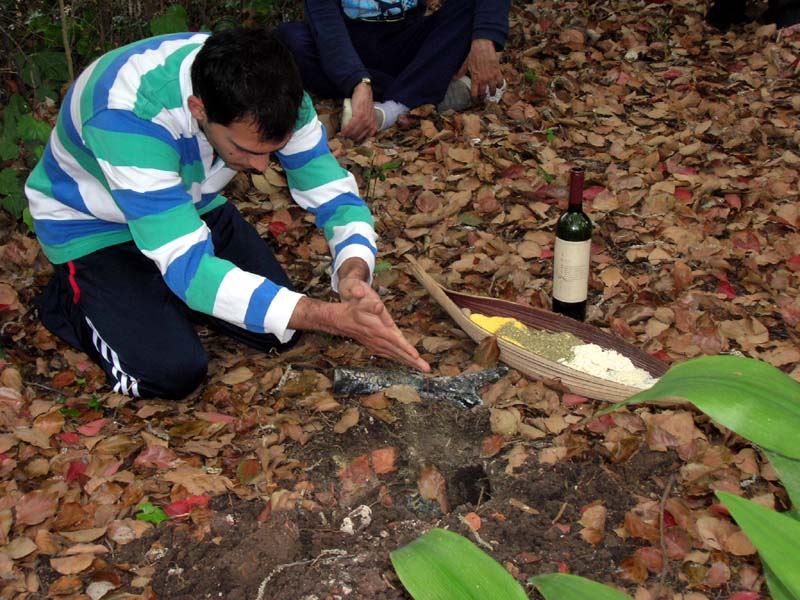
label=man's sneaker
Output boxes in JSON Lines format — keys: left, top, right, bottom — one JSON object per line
{"left": 437, "top": 76, "right": 473, "bottom": 113}
{"left": 436, "top": 76, "right": 508, "bottom": 113}
{"left": 341, "top": 98, "right": 386, "bottom": 131}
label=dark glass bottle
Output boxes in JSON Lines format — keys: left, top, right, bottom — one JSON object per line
{"left": 552, "top": 168, "right": 592, "bottom": 321}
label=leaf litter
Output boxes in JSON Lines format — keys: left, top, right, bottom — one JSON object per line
{"left": 1, "top": 0, "right": 800, "bottom": 598}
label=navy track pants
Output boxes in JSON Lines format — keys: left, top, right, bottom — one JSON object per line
{"left": 276, "top": 0, "right": 475, "bottom": 108}
{"left": 35, "top": 202, "right": 301, "bottom": 399}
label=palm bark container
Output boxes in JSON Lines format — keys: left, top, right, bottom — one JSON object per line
{"left": 407, "top": 257, "right": 669, "bottom": 403}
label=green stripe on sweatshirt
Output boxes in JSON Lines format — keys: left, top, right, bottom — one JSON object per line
{"left": 55, "top": 119, "right": 109, "bottom": 189}
{"left": 323, "top": 205, "right": 374, "bottom": 239}
{"left": 133, "top": 44, "right": 200, "bottom": 120}
{"left": 294, "top": 93, "right": 314, "bottom": 131}
{"left": 80, "top": 47, "right": 128, "bottom": 126}
{"left": 185, "top": 254, "right": 236, "bottom": 315}
{"left": 83, "top": 126, "right": 180, "bottom": 169}
{"left": 285, "top": 154, "right": 348, "bottom": 192}
{"left": 128, "top": 202, "right": 202, "bottom": 252}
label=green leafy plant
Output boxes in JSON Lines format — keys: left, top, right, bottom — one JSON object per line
{"left": 530, "top": 573, "right": 632, "bottom": 599}
{"left": 150, "top": 4, "right": 190, "bottom": 36}
{"left": 363, "top": 158, "right": 402, "bottom": 201}
{"left": 390, "top": 528, "right": 528, "bottom": 600}
{"left": 135, "top": 502, "right": 170, "bottom": 525}
{"left": 531, "top": 355, "right": 800, "bottom": 600}
{"left": 612, "top": 355, "right": 800, "bottom": 600}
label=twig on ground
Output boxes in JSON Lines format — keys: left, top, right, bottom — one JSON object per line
{"left": 551, "top": 501, "right": 569, "bottom": 524}
{"left": 254, "top": 549, "right": 350, "bottom": 600}
{"left": 458, "top": 514, "right": 494, "bottom": 551}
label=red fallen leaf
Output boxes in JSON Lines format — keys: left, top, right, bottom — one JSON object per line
{"left": 237, "top": 458, "right": 261, "bottom": 484}
{"left": 66, "top": 461, "right": 87, "bottom": 483}
{"left": 557, "top": 562, "right": 569, "bottom": 573}
{"left": 541, "top": 248, "right": 554, "bottom": 259}
{"left": 500, "top": 164, "right": 526, "bottom": 179}
{"left": 77, "top": 418, "right": 111, "bottom": 437}
{"left": 651, "top": 350, "right": 672, "bottom": 363}
{"left": 195, "top": 411, "right": 237, "bottom": 424}
{"left": 708, "top": 502, "right": 731, "bottom": 517}
{"left": 164, "top": 495, "right": 211, "bottom": 517}
{"left": 52, "top": 370, "right": 76, "bottom": 389}
{"left": 787, "top": 256, "right": 800, "bottom": 272}
{"left": 480, "top": 434, "right": 506, "bottom": 457}
{"left": 370, "top": 447, "right": 397, "bottom": 474}
{"left": 725, "top": 194, "right": 742, "bottom": 209}
{"left": 657, "top": 162, "right": 667, "bottom": 172}
{"left": 662, "top": 69, "right": 682, "bottom": 79}
{"left": 268, "top": 221, "right": 287, "bottom": 236}
{"left": 663, "top": 510, "right": 677, "bottom": 527}
{"left": 586, "top": 413, "right": 615, "bottom": 433}
{"left": 717, "top": 281, "right": 737, "bottom": 299}
{"left": 729, "top": 593, "right": 760, "bottom": 600}
{"left": 134, "top": 445, "right": 178, "bottom": 470}
{"left": 57, "top": 432, "right": 81, "bottom": 447}
{"left": 582, "top": 186, "right": 606, "bottom": 201}
{"left": 538, "top": 18, "right": 552, "bottom": 31}
{"left": 616, "top": 72, "right": 629, "bottom": 85}
{"left": 563, "top": 394, "right": 588, "bottom": 408}
{"left": 674, "top": 188, "right": 692, "bottom": 202}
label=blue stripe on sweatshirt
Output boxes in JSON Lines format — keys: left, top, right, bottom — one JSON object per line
{"left": 42, "top": 145, "right": 90, "bottom": 215}
{"left": 162, "top": 238, "right": 214, "bottom": 301}
{"left": 34, "top": 218, "right": 129, "bottom": 247}
{"left": 112, "top": 184, "right": 192, "bottom": 220}
{"left": 276, "top": 125, "right": 330, "bottom": 170}
{"left": 243, "top": 279, "right": 283, "bottom": 332}
{"left": 88, "top": 109, "right": 182, "bottom": 153}
{"left": 312, "top": 192, "right": 366, "bottom": 226}
{"left": 334, "top": 233, "right": 377, "bottom": 257}
{"left": 58, "top": 85, "right": 87, "bottom": 155}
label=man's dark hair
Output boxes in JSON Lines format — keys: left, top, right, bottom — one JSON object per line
{"left": 191, "top": 28, "right": 304, "bottom": 142}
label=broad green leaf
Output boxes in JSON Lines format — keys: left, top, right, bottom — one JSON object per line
{"left": 765, "top": 564, "right": 795, "bottom": 600}
{"left": 717, "top": 492, "right": 800, "bottom": 598}
{"left": 530, "top": 573, "right": 632, "bottom": 600}
{"left": 458, "top": 212, "right": 483, "bottom": 226}
{"left": 390, "top": 528, "right": 528, "bottom": 600}
{"left": 18, "top": 114, "right": 52, "bottom": 144}
{"left": 135, "top": 502, "right": 170, "bottom": 525}
{"left": 30, "top": 51, "right": 70, "bottom": 83}
{"left": 0, "top": 137, "right": 19, "bottom": 161}
{"left": 619, "top": 356, "right": 800, "bottom": 459}
{"left": 150, "top": 4, "right": 189, "bottom": 36}
{"left": 0, "top": 168, "right": 26, "bottom": 219}
{"left": 23, "top": 207, "right": 34, "bottom": 232}
{"left": 374, "top": 260, "right": 392, "bottom": 274}
{"left": 765, "top": 450, "right": 800, "bottom": 511}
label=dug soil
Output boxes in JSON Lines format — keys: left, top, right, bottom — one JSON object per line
{"left": 116, "top": 390, "right": 684, "bottom": 600}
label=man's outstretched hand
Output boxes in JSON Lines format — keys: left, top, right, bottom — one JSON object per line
{"left": 341, "top": 81, "right": 379, "bottom": 142}
{"left": 288, "top": 259, "right": 430, "bottom": 372}
{"left": 455, "top": 38, "right": 504, "bottom": 99}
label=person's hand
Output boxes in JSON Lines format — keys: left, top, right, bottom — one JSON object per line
{"left": 455, "top": 39, "right": 504, "bottom": 99}
{"left": 341, "top": 81, "right": 379, "bottom": 142}
{"left": 288, "top": 258, "right": 431, "bottom": 372}
{"left": 336, "top": 278, "right": 431, "bottom": 372}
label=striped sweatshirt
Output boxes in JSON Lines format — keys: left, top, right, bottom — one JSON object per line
{"left": 25, "top": 32, "right": 378, "bottom": 343}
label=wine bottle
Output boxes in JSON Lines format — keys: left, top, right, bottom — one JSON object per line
{"left": 552, "top": 168, "right": 592, "bottom": 321}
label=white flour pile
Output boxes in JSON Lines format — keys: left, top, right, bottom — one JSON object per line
{"left": 559, "top": 343, "right": 659, "bottom": 389}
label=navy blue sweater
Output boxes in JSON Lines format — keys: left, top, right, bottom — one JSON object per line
{"left": 305, "top": 0, "right": 510, "bottom": 97}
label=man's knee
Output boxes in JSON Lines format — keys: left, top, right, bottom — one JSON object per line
{"left": 112, "top": 350, "right": 209, "bottom": 400}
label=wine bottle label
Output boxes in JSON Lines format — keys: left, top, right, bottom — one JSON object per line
{"left": 553, "top": 238, "right": 591, "bottom": 303}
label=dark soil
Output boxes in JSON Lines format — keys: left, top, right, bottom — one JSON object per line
{"left": 116, "top": 397, "right": 682, "bottom": 600}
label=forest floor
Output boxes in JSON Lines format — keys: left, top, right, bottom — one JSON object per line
{"left": 1, "top": 0, "right": 800, "bottom": 598}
